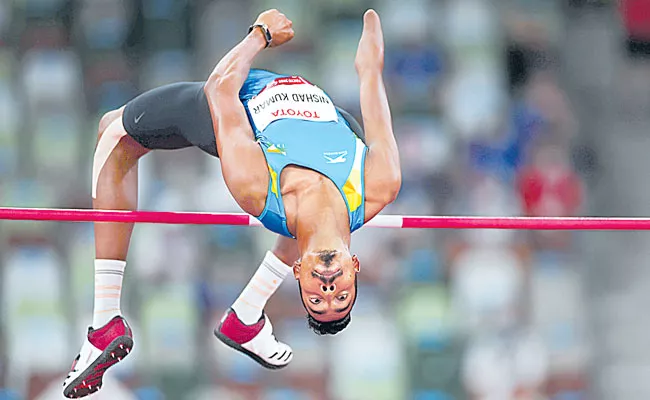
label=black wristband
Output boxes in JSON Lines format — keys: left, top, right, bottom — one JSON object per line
{"left": 248, "top": 24, "right": 272, "bottom": 48}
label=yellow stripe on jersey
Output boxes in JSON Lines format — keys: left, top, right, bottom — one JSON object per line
{"left": 342, "top": 138, "right": 366, "bottom": 212}
{"left": 266, "top": 144, "right": 286, "bottom": 155}
{"left": 268, "top": 165, "right": 279, "bottom": 197}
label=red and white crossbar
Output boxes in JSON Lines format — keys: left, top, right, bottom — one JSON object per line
{"left": 0, "top": 207, "right": 649, "bottom": 230}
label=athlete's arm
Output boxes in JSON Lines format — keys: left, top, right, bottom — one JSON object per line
{"left": 206, "top": 9, "right": 293, "bottom": 105}
{"left": 355, "top": 10, "right": 401, "bottom": 221}
{"left": 203, "top": 9, "right": 294, "bottom": 215}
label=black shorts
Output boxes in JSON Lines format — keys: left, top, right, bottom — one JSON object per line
{"left": 122, "top": 81, "right": 364, "bottom": 158}
{"left": 122, "top": 82, "right": 219, "bottom": 157}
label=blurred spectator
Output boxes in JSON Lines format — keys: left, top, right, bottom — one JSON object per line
{"left": 466, "top": 102, "right": 544, "bottom": 184}
{"left": 620, "top": 0, "right": 650, "bottom": 57}
{"left": 385, "top": 41, "right": 445, "bottom": 112}
{"left": 504, "top": 15, "right": 556, "bottom": 93}
{"left": 450, "top": 244, "right": 525, "bottom": 333}
{"left": 517, "top": 144, "right": 583, "bottom": 218}
{"left": 524, "top": 72, "right": 578, "bottom": 144}
{"left": 517, "top": 143, "right": 583, "bottom": 251}
{"left": 462, "top": 331, "right": 548, "bottom": 400}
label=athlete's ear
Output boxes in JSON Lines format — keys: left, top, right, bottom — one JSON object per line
{"left": 293, "top": 261, "right": 301, "bottom": 279}
{"left": 352, "top": 255, "right": 360, "bottom": 273}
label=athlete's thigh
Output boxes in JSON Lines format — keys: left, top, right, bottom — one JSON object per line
{"left": 122, "top": 82, "right": 218, "bottom": 157}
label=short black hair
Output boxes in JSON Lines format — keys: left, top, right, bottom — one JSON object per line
{"left": 298, "top": 277, "right": 358, "bottom": 336}
{"left": 316, "top": 249, "right": 337, "bottom": 267}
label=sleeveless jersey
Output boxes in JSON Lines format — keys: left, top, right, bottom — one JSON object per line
{"left": 239, "top": 69, "right": 367, "bottom": 238}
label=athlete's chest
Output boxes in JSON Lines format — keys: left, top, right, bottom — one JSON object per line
{"left": 246, "top": 76, "right": 339, "bottom": 131}
{"left": 278, "top": 166, "right": 348, "bottom": 230}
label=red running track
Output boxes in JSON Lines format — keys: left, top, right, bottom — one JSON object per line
{"left": 0, "top": 207, "right": 649, "bottom": 230}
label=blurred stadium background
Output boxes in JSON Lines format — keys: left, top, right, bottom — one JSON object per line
{"left": 1, "top": 0, "right": 650, "bottom": 399}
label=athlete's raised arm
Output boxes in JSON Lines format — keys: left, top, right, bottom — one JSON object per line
{"left": 203, "top": 9, "right": 294, "bottom": 215}
{"left": 206, "top": 9, "right": 294, "bottom": 100}
{"left": 356, "top": 10, "right": 402, "bottom": 220}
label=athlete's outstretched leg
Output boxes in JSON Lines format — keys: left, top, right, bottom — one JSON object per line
{"left": 88, "top": 108, "right": 149, "bottom": 329}
{"left": 92, "top": 107, "right": 149, "bottom": 262}
{"left": 89, "top": 108, "right": 150, "bottom": 329}
{"left": 214, "top": 236, "right": 299, "bottom": 369}
{"left": 63, "top": 109, "right": 148, "bottom": 399}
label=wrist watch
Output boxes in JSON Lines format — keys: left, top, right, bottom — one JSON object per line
{"left": 248, "top": 24, "right": 272, "bottom": 48}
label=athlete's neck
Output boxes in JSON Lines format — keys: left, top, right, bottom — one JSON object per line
{"left": 294, "top": 185, "right": 350, "bottom": 257}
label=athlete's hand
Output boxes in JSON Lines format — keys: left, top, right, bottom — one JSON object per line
{"left": 254, "top": 9, "right": 294, "bottom": 47}
{"left": 355, "top": 9, "right": 385, "bottom": 75}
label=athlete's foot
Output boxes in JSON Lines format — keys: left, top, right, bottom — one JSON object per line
{"left": 62, "top": 316, "right": 133, "bottom": 398}
{"left": 214, "top": 308, "right": 293, "bottom": 369}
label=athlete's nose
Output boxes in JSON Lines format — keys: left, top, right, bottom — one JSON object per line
{"left": 320, "top": 284, "right": 336, "bottom": 293}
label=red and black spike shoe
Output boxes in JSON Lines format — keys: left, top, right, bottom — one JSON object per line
{"left": 62, "top": 316, "right": 133, "bottom": 398}
{"left": 214, "top": 308, "right": 292, "bottom": 369}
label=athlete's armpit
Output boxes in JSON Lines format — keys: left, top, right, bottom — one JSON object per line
{"left": 363, "top": 144, "right": 401, "bottom": 222}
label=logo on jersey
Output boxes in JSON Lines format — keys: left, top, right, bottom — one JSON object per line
{"left": 248, "top": 77, "right": 339, "bottom": 131}
{"left": 266, "top": 144, "right": 286, "bottom": 155}
{"left": 323, "top": 151, "right": 347, "bottom": 164}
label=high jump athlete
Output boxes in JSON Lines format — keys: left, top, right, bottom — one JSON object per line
{"left": 63, "top": 9, "right": 400, "bottom": 398}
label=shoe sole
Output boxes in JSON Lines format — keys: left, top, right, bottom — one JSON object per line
{"left": 63, "top": 336, "right": 133, "bottom": 399}
{"left": 214, "top": 326, "right": 290, "bottom": 370}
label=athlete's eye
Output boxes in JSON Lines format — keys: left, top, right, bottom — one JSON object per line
{"left": 309, "top": 298, "right": 321, "bottom": 304}
{"left": 337, "top": 294, "right": 348, "bottom": 301}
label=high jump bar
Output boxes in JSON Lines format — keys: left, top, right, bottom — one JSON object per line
{"left": 0, "top": 207, "right": 649, "bottom": 230}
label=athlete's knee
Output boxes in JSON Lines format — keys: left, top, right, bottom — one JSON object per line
{"left": 92, "top": 109, "right": 144, "bottom": 198}
{"left": 97, "top": 107, "right": 125, "bottom": 141}
{"left": 94, "top": 120, "right": 147, "bottom": 168}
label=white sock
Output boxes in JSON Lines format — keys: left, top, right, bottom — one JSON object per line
{"left": 92, "top": 259, "right": 126, "bottom": 328}
{"left": 231, "top": 251, "right": 292, "bottom": 324}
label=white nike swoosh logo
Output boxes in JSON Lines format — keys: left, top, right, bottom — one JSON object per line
{"left": 135, "top": 112, "right": 145, "bottom": 124}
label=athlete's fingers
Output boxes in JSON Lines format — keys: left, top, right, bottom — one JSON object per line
{"left": 355, "top": 10, "right": 384, "bottom": 74}
{"left": 362, "top": 9, "right": 382, "bottom": 38}
{"left": 256, "top": 8, "right": 294, "bottom": 47}
{"left": 364, "top": 9, "right": 380, "bottom": 24}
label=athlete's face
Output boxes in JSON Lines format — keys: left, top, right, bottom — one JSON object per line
{"left": 294, "top": 250, "right": 360, "bottom": 322}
